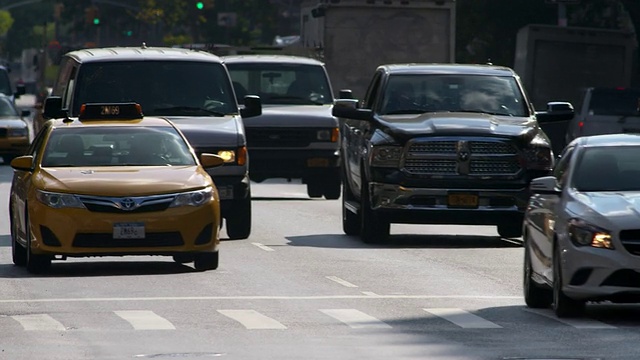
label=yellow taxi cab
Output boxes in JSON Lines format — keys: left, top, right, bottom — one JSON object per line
{"left": 8, "top": 102, "right": 224, "bottom": 273}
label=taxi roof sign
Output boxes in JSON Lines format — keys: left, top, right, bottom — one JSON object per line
{"left": 78, "top": 103, "right": 143, "bottom": 120}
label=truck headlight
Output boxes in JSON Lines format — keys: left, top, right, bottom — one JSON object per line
{"left": 8, "top": 127, "right": 28, "bottom": 138}
{"left": 371, "top": 146, "right": 402, "bottom": 167}
{"left": 317, "top": 128, "right": 339, "bottom": 142}
{"left": 36, "top": 190, "right": 85, "bottom": 209}
{"left": 523, "top": 147, "right": 553, "bottom": 170}
{"left": 169, "top": 187, "right": 213, "bottom": 207}
{"left": 568, "top": 218, "right": 613, "bottom": 249}
{"left": 217, "top": 150, "right": 236, "bottom": 163}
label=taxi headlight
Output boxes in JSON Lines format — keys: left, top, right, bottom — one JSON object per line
{"left": 169, "top": 187, "right": 213, "bottom": 207}
{"left": 568, "top": 218, "right": 614, "bottom": 249}
{"left": 217, "top": 150, "right": 236, "bottom": 163}
{"left": 8, "top": 128, "right": 28, "bottom": 138}
{"left": 36, "top": 190, "right": 85, "bottom": 209}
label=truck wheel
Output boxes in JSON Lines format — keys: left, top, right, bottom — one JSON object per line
{"left": 552, "top": 244, "right": 584, "bottom": 318}
{"left": 323, "top": 177, "right": 341, "bottom": 200}
{"left": 194, "top": 252, "right": 219, "bottom": 271}
{"left": 225, "top": 197, "right": 252, "bottom": 240}
{"left": 307, "top": 181, "right": 323, "bottom": 198}
{"left": 497, "top": 221, "right": 522, "bottom": 238}
{"left": 523, "top": 233, "right": 552, "bottom": 308}
{"left": 360, "top": 180, "right": 389, "bottom": 244}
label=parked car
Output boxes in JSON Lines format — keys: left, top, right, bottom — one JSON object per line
{"left": 9, "top": 103, "right": 224, "bottom": 273}
{"left": 0, "top": 64, "right": 25, "bottom": 104}
{"left": 333, "top": 63, "right": 573, "bottom": 243}
{"left": 224, "top": 55, "right": 341, "bottom": 199}
{"left": 565, "top": 87, "right": 640, "bottom": 144}
{"left": 0, "top": 94, "right": 31, "bottom": 164}
{"left": 524, "top": 133, "right": 640, "bottom": 317}
{"left": 39, "top": 45, "right": 262, "bottom": 240}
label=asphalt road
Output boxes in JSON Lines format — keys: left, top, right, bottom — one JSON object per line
{"left": 1, "top": 97, "right": 640, "bottom": 359}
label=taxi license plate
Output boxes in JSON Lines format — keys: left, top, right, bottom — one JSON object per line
{"left": 307, "top": 158, "right": 329, "bottom": 167}
{"left": 447, "top": 194, "right": 479, "bottom": 208}
{"left": 113, "top": 222, "right": 145, "bottom": 239}
{"left": 217, "top": 185, "right": 233, "bottom": 200}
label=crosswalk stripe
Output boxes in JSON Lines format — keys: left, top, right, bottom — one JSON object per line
{"left": 12, "top": 314, "right": 66, "bottom": 331}
{"left": 524, "top": 309, "right": 617, "bottom": 329}
{"left": 423, "top": 308, "right": 502, "bottom": 329}
{"left": 218, "top": 310, "right": 287, "bottom": 329}
{"left": 114, "top": 310, "right": 175, "bottom": 330}
{"left": 319, "top": 309, "right": 392, "bottom": 329}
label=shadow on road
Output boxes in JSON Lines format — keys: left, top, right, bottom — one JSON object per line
{"left": 252, "top": 196, "right": 314, "bottom": 201}
{"left": 285, "top": 233, "right": 522, "bottom": 249}
{"left": 0, "top": 260, "right": 198, "bottom": 278}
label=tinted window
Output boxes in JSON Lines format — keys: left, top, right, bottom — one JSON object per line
{"left": 0, "top": 68, "right": 12, "bottom": 97}
{"left": 0, "top": 96, "right": 18, "bottom": 116}
{"left": 379, "top": 74, "right": 528, "bottom": 117}
{"left": 41, "top": 126, "right": 196, "bottom": 167}
{"left": 227, "top": 63, "right": 333, "bottom": 105}
{"left": 72, "top": 61, "right": 237, "bottom": 116}
{"left": 588, "top": 88, "right": 640, "bottom": 116}
{"left": 572, "top": 146, "right": 640, "bottom": 191}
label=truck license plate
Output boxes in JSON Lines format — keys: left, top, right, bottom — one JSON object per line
{"left": 113, "top": 222, "right": 145, "bottom": 239}
{"left": 447, "top": 194, "right": 478, "bottom": 208}
{"left": 307, "top": 158, "right": 329, "bottom": 167}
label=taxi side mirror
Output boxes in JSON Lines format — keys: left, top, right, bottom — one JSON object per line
{"left": 10, "top": 155, "right": 34, "bottom": 171}
{"left": 200, "top": 153, "right": 225, "bottom": 168}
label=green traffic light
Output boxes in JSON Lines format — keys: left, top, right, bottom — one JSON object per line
{"left": 93, "top": 17, "right": 100, "bottom": 25}
{"left": 196, "top": 2, "right": 204, "bottom": 9}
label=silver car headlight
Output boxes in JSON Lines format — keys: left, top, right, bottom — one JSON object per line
{"left": 8, "top": 127, "right": 28, "bottom": 138}
{"left": 568, "top": 218, "right": 613, "bottom": 249}
{"left": 370, "top": 146, "right": 402, "bottom": 167}
{"left": 169, "top": 187, "right": 213, "bottom": 207}
{"left": 36, "top": 190, "right": 85, "bottom": 209}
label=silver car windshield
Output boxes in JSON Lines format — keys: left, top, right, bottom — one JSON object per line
{"left": 573, "top": 146, "right": 640, "bottom": 191}
{"left": 379, "top": 74, "right": 529, "bottom": 117}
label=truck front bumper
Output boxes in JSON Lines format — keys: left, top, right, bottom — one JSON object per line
{"left": 370, "top": 182, "right": 529, "bottom": 225}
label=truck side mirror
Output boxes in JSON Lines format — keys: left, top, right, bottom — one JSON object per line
{"left": 241, "top": 95, "right": 262, "bottom": 118}
{"left": 43, "top": 96, "right": 66, "bottom": 119}
{"left": 536, "top": 101, "right": 574, "bottom": 123}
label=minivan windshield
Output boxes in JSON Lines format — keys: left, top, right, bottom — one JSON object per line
{"left": 72, "top": 61, "right": 238, "bottom": 117}
{"left": 588, "top": 88, "right": 640, "bottom": 116}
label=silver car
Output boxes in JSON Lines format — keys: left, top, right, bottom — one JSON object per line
{"left": 524, "top": 133, "right": 640, "bottom": 317}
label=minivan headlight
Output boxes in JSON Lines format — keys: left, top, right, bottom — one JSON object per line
{"left": 36, "top": 190, "right": 85, "bottom": 209}
{"left": 568, "top": 218, "right": 613, "bottom": 249}
{"left": 169, "top": 187, "right": 213, "bottom": 207}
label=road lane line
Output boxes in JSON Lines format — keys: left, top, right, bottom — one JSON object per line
{"left": 423, "top": 308, "right": 502, "bottom": 329}
{"left": 524, "top": 309, "right": 617, "bottom": 329}
{"left": 0, "top": 295, "right": 522, "bottom": 303}
{"left": 12, "top": 314, "right": 66, "bottom": 331}
{"left": 320, "top": 309, "right": 391, "bottom": 329}
{"left": 252, "top": 243, "right": 275, "bottom": 252}
{"left": 114, "top": 310, "right": 175, "bottom": 330}
{"left": 218, "top": 310, "right": 287, "bottom": 329}
{"left": 362, "top": 291, "right": 378, "bottom": 296}
{"left": 326, "top": 276, "right": 358, "bottom": 288}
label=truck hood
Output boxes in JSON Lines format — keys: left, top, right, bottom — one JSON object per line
{"left": 35, "top": 166, "right": 211, "bottom": 196}
{"left": 243, "top": 105, "right": 336, "bottom": 128}
{"left": 377, "top": 113, "right": 539, "bottom": 142}
{"left": 163, "top": 116, "right": 241, "bottom": 148}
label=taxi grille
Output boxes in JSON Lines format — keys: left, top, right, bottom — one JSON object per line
{"left": 78, "top": 194, "right": 175, "bottom": 213}
{"left": 403, "top": 138, "right": 521, "bottom": 176}
{"left": 73, "top": 232, "right": 184, "bottom": 248}
{"left": 246, "top": 128, "right": 316, "bottom": 147}
{"left": 83, "top": 202, "right": 171, "bottom": 213}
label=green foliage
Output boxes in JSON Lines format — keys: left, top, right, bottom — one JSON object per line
{"left": 0, "top": 10, "right": 14, "bottom": 37}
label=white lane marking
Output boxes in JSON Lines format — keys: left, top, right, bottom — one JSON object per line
{"left": 114, "top": 310, "right": 175, "bottom": 330}
{"left": 524, "top": 309, "right": 617, "bottom": 329}
{"left": 218, "top": 310, "right": 287, "bottom": 330}
{"left": 12, "top": 314, "right": 66, "bottom": 331}
{"left": 326, "top": 276, "right": 358, "bottom": 288}
{"left": 423, "top": 308, "right": 502, "bottom": 329}
{"left": 320, "top": 309, "right": 392, "bottom": 329}
{"left": 252, "top": 243, "right": 275, "bottom": 252}
{"left": 362, "top": 291, "right": 378, "bottom": 296}
{"left": 0, "top": 294, "right": 522, "bottom": 303}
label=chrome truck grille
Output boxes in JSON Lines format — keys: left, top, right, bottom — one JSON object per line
{"left": 403, "top": 138, "right": 521, "bottom": 176}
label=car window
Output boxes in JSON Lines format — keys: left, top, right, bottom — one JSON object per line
{"left": 0, "top": 68, "right": 12, "bottom": 97}
{"left": 379, "top": 74, "right": 528, "bottom": 117}
{"left": 41, "top": 126, "right": 196, "bottom": 167}
{"left": 572, "top": 146, "right": 640, "bottom": 191}
{"left": 553, "top": 146, "right": 574, "bottom": 188}
{"left": 226, "top": 62, "right": 333, "bottom": 105}
{"left": 0, "top": 96, "right": 18, "bottom": 116}
{"left": 72, "top": 61, "right": 238, "bottom": 116}
{"left": 363, "top": 71, "right": 383, "bottom": 109}
{"left": 588, "top": 88, "right": 640, "bottom": 116}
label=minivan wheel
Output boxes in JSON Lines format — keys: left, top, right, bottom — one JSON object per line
{"left": 552, "top": 244, "right": 585, "bottom": 318}
{"left": 226, "top": 197, "right": 251, "bottom": 240}
{"left": 523, "top": 235, "right": 552, "bottom": 308}
{"left": 323, "top": 177, "right": 341, "bottom": 200}
{"left": 307, "top": 181, "right": 323, "bottom": 198}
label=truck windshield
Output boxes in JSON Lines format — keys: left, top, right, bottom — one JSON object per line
{"left": 380, "top": 74, "right": 529, "bottom": 117}
{"left": 226, "top": 63, "right": 333, "bottom": 105}
{"left": 72, "top": 61, "right": 238, "bottom": 117}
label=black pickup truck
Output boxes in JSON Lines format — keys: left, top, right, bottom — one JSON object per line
{"left": 333, "top": 64, "right": 573, "bottom": 243}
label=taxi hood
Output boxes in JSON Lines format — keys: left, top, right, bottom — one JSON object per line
{"left": 35, "top": 166, "right": 212, "bottom": 197}
{"left": 243, "top": 104, "right": 336, "bottom": 128}
{"left": 165, "top": 115, "right": 242, "bottom": 148}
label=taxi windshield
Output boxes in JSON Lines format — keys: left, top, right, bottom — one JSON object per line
{"left": 41, "top": 126, "right": 197, "bottom": 167}
{"left": 72, "top": 61, "right": 238, "bottom": 117}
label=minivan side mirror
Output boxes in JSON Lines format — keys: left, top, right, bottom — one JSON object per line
{"left": 43, "top": 96, "right": 66, "bottom": 119}
{"left": 240, "top": 95, "right": 262, "bottom": 118}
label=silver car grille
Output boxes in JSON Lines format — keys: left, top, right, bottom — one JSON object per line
{"left": 77, "top": 194, "right": 177, "bottom": 213}
{"left": 403, "top": 138, "right": 521, "bottom": 176}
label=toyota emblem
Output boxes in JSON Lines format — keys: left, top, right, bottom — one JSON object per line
{"left": 120, "top": 198, "right": 136, "bottom": 210}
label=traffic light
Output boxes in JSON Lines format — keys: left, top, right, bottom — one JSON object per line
{"left": 93, "top": 17, "right": 100, "bottom": 25}
{"left": 196, "top": 2, "right": 204, "bottom": 9}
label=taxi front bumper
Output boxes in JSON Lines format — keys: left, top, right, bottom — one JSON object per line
{"left": 28, "top": 200, "right": 220, "bottom": 257}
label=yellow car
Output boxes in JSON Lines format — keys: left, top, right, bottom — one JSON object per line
{"left": 8, "top": 102, "right": 224, "bottom": 273}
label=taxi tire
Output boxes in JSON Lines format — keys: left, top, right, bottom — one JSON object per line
{"left": 523, "top": 234, "right": 552, "bottom": 308}
{"left": 194, "top": 252, "right": 219, "bottom": 271}
{"left": 360, "top": 179, "right": 389, "bottom": 244}
{"left": 226, "top": 198, "right": 251, "bottom": 240}
{"left": 552, "top": 244, "right": 585, "bottom": 318}
{"left": 10, "top": 206, "right": 26, "bottom": 266}
{"left": 25, "top": 214, "right": 51, "bottom": 274}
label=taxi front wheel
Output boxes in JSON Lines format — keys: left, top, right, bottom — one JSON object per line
{"left": 194, "top": 252, "right": 219, "bottom": 271}
{"left": 25, "top": 215, "right": 51, "bottom": 274}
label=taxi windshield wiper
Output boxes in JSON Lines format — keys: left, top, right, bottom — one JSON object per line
{"left": 151, "top": 106, "right": 226, "bottom": 117}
